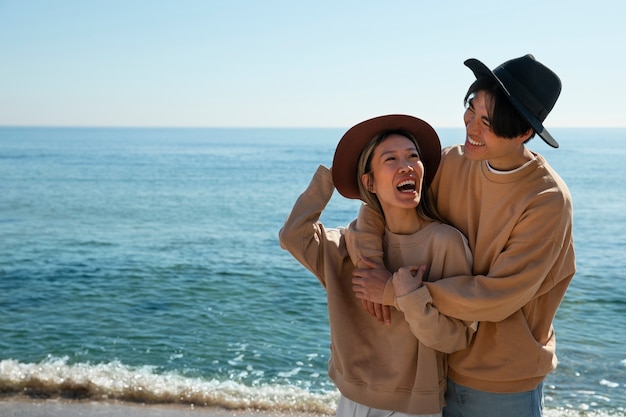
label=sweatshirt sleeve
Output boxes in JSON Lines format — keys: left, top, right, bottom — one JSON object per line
{"left": 345, "top": 203, "right": 386, "bottom": 266}
{"left": 347, "top": 204, "right": 477, "bottom": 352}
{"left": 396, "top": 226, "right": 476, "bottom": 353}
{"left": 424, "top": 189, "right": 575, "bottom": 322}
{"left": 345, "top": 204, "right": 399, "bottom": 305}
{"left": 424, "top": 149, "right": 576, "bottom": 322}
{"left": 278, "top": 165, "right": 344, "bottom": 288}
{"left": 397, "top": 288, "right": 477, "bottom": 353}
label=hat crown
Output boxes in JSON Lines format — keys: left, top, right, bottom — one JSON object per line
{"left": 494, "top": 54, "right": 561, "bottom": 122}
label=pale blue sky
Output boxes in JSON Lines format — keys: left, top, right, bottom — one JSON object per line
{"left": 1, "top": 0, "right": 624, "bottom": 128}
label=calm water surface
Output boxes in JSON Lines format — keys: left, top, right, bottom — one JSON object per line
{"left": 0, "top": 127, "right": 624, "bottom": 415}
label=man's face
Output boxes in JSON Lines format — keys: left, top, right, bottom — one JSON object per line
{"left": 463, "top": 90, "right": 529, "bottom": 171}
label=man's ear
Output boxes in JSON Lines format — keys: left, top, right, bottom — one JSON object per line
{"left": 517, "top": 128, "right": 534, "bottom": 143}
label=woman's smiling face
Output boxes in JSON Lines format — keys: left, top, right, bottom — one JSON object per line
{"left": 362, "top": 134, "right": 424, "bottom": 215}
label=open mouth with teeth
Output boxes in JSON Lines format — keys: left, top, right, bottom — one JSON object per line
{"left": 468, "top": 137, "right": 484, "bottom": 146}
{"left": 397, "top": 179, "right": 417, "bottom": 192}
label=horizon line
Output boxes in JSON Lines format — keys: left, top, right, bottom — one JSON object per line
{"left": 1, "top": 124, "right": 625, "bottom": 130}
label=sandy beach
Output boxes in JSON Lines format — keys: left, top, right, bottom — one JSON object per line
{"left": 0, "top": 397, "right": 330, "bottom": 417}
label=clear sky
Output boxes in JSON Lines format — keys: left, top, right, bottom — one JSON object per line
{"left": 1, "top": 0, "right": 624, "bottom": 128}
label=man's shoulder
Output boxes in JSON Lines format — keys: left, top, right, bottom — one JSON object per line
{"left": 529, "top": 155, "right": 572, "bottom": 201}
{"left": 439, "top": 144, "right": 473, "bottom": 174}
{"left": 442, "top": 144, "right": 464, "bottom": 157}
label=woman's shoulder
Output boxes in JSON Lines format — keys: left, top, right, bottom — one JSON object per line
{"left": 427, "top": 220, "right": 461, "bottom": 233}
{"left": 425, "top": 222, "right": 469, "bottom": 246}
{"left": 424, "top": 222, "right": 473, "bottom": 267}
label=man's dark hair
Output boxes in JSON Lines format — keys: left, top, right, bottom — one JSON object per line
{"left": 464, "top": 77, "right": 535, "bottom": 141}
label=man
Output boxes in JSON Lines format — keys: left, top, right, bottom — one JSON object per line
{"left": 348, "top": 54, "right": 575, "bottom": 417}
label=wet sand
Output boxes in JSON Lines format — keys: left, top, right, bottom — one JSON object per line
{"left": 0, "top": 397, "right": 331, "bottom": 417}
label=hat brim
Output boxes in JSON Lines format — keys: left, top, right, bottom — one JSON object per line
{"left": 332, "top": 114, "right": 441, "bottom": 200}
{"left": 464, "top": 58, "right": 559, "bottom": 148}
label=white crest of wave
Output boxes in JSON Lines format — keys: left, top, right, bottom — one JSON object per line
{"left": 0, "top": 357, "right": 338, "bottom": 414}
{"left": 1, "top": 358, "right": 619, "bottom": 416}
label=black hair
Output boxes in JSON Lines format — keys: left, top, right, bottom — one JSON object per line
{"left": 464, "top": 77, "right": 535, "bottom": 141}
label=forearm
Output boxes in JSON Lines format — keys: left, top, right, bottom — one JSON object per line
{"left": 425, "top": 235, "right": 572, "bottom": 322}
{"left": 278, "top": 165, "right": 336, "bottom": 281}
{"left": 397, "top": 286, "right": 476, "bottom": 353}
{"left": 345, "top": 203, "right": 385, "bottom": 267}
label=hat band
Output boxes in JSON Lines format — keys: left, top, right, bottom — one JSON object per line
{"left": 494, "top": 67, "right": 549, "bottom": 122}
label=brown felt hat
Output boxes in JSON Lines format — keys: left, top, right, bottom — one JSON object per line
{"left": 332, "top": 114, "right": 441, "bottom": 200}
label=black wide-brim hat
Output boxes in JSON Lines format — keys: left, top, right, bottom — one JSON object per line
{"left": 464, "top": 54, "right": 562, "bottom": 148}
{"left": 332, "top": 114, "right": 441, "bottom": 200}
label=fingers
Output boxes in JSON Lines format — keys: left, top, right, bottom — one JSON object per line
{"left": 364, "top": 301, "right": 382, "bottom": 322}
{"left": 382, "top": 305, "right": 391, "bottom": 326}
{"left": 414, "top": 265, "right": 426, "bottom": 281}
{"left": 371, "top": 301, "right": 388, "bottom": 325}
{"left": 360, "top": 300, "right": 389, "bottom": 325}
{"left": 353, "top": 279, "right": 365, "bottom": 299}
{"left": 358, "top": 256, "right": 379, "bottom": 269}
{"left": 360, "top": 299, "right": 374, "bottom": 317}
{"left": 373, "top": 302, "right": 383, "bottom": 322}
{"left": 361, "top": 299, "right": 372, "bottom": 316}
{"left": 397, "top": 265, "right": 426, "bottom": 278}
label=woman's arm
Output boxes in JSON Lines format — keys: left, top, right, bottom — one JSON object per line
{"left": 278, "top": 165, "right": 342, "bottom": 287}
{"left": 394, "top": 266, "right": 477, "bottom": 353}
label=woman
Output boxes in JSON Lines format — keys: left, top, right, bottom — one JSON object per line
{"left": 279, "top": 114, "right": 474, "bottom": 417}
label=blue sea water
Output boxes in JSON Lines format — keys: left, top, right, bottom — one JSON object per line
{"left": 0, "top": 127, "right": 625, "bottom": 416}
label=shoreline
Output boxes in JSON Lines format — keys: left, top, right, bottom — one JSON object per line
{"left": 0, "top": 396, "right": 331, "bottom": 417}
{"left": 1, "top": 396, "right": 620, "bottom": 417}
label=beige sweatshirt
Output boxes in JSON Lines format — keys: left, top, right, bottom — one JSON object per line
{"left": 348, "top": 144, "right": 576, "bottom": 393}
{"left": 279, "top": 165, "right": 474, "bottom": 414}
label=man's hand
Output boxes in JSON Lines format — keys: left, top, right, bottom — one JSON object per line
{"left": 352, "top": 257, "right": 393, "bottom": 325}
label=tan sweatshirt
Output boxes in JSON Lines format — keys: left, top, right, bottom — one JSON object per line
{"left": 348, "top": 145, "right": 576, "bottom": 393}
{"left": 279, "top": 165, "right": 474, "bottom": 415}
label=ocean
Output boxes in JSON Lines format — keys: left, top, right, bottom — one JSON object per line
{"left": 0, "top": 127, "right": 624, "bottom": 416}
